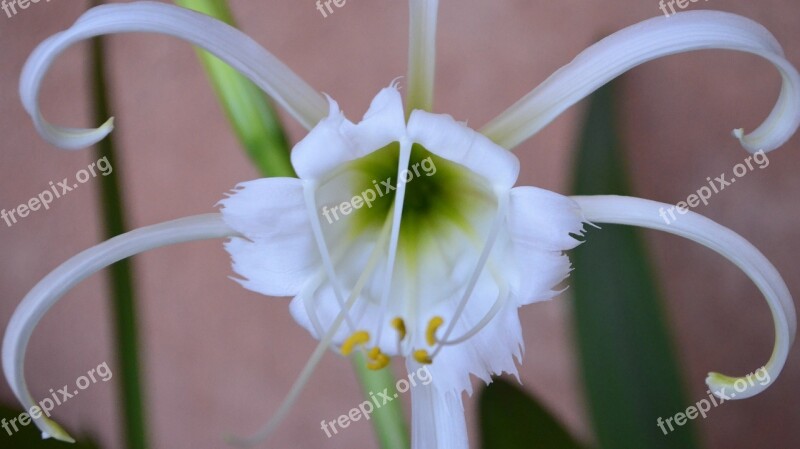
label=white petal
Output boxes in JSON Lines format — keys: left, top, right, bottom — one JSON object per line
{"left": 290, "top": 97, "right": 360, "bottom": 180}
{"left": 20, "top": 1, "right": 327, "bottom": 149}
{"left": 507, "top": 186, "right": 585, "bottom": 251}
{"left": 292, "top": 87, "right": 408, "bottom": 181}
{"left": 408, "top": 361, "right": 468, "bottom": 449}
{"left": 406, "top": 0, "right": 439, "bottom": 112}
{"left": 572, "top": 195, "right": 796, "bottom": 399}
{"left": 2, "top": 214, "right": 235, "bottom": 442}
{"left": 346, "top": 84, "right": 407, "bottom": 154}
{"left": 219, "top": 178, "right": 318, "bottom": 297}
{"left": 407, "top": 110, "right": 520, "bottom": 189}
{"left": 510, "top": 246, "right": 573, "bottom": 306}
{"left": 427, "top": 286, "right": 524, "bottom": 395}
{"left": 482, "top": 11, "right": 800, "bottom": 153}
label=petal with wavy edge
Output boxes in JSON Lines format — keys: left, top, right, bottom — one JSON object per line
{"left": 407, "top": 110, "right": 520, "bottom": 189}
{"left": 2, "top": 214, "right": 236, "bottom": 442}
{"left": 508, "top": 186, "right": 585, "bottom": 251}
{"left": 572, "top": 195, "right": 795, "bottom": 399}
{"left": 482, "top": 11, "right": 800, "bottom": 153}
{"left": 20, "top": 1, "right": 327, "bottom": 150}
{"left": 220, "top": 178, "right": 319, "bottom": 297}
{"left": 291, "top": 86, "right": 407, "bottom": 181}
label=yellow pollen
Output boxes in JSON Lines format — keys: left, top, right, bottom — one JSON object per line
{"left": 425, "top": 316, "right": 444, "bottom": 346}
{"left": 391, "top": 317, "right": 407, "bottom": 340}
{"left": 366, "top": 347, "right": 390, "bottom": 370}
{"left": 413, "top": 349, "right": 433, "bottom": 365}
{"left": 341, "top": 331, "right": 370, "bottom": 356}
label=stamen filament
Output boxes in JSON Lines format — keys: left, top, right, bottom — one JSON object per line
{"left": 374, "top": 138, "right": 413, "bottom": 346}
{"left": 433, "top": 190, "right": 509, "bottom": 357}
{"left": 229, "top": 202, "right": 395, "bottom": 446}
{"left": 302, "top": 180, "right": 357, "bottom": 331}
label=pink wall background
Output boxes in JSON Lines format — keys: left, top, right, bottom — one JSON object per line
{"left": 0, "top": 0, "right": 798, "bottom": 448}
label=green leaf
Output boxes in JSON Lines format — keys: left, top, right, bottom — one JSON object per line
{"left": 0, "top": 404, "right": 102, "bottom": 448}
{"left": 173, "top": 0, "right": 295, "bottom": 178}
{"left": 479, "top": 377, "right": 587, "bottom": 449}
{"left": 569, "top": 80, "right": 700, "bottom": 449}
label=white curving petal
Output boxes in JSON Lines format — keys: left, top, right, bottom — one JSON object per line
{"left": 482, "top": 11, "right": 800, "bottom": 153}
{"left": 2, "top": 214, "right": 236, "bottom": 442}
{"left": 407, "top": 0, "right": 439, "bottom": 113}
{"left": 20, "top": 1, "right": 327, "bottom": 149}
{"left": 572, "top": 195, "right": 795, "bottom": 400}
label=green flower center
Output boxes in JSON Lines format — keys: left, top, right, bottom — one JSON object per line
{"left": 344, "top": 142, "right": 495, "bottom": 258}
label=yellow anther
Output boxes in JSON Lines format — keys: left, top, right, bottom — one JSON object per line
{"left": 391, "top": 317, "right": 407, "bottom": 341}
{"left": 413, "top": 349, "right": 433, "bottom": 365}
{"left": 341, "top": 331, "right": 370, "bottom": 356}
{"left": 425, "top": 316, "right": 444, "bottom": 347}
{"left": 366, "top": 347, "right": 391, "bottom": 370}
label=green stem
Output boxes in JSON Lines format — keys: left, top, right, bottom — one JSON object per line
{"left": 173, "top": 0, "right": 295, "bottom": 178}
{"left": 351, "top": 354, "right": 410, "bottom": 449}
{"left": 89, "top": 5, "right": 148, "bottom": 449}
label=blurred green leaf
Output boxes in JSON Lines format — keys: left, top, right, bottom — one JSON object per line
{"left": 479, "top": 377, "right": 587, "bottom": 449}
{"left": 174, "top": 0, "right": 295, "bottom": 178}
{"left": 569, "top": 80, "right": 700, "bottom": 449}
{"left": 0, "top": 404, "right": 102, "bottom": 448}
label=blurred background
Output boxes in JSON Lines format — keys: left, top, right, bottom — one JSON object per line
{"left": 0, "top": 0, "right": 799, "bottom": 448}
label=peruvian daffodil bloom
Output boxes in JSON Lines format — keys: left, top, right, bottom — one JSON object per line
{"left": 4, "top": 1, "right": 799, "bottom": 448}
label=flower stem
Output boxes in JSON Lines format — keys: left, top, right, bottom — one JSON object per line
{"left": 351, "top": 354, "right": 410, "bottom": 449}
{"left": 89, "top": 5, "right": 148, "bottom": 449}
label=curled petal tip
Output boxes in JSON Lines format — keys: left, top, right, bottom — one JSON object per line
{"left": 40, "top": 417, "right": 75, "bottom": 443}
{"left": 39, "top": 116, "right": 115, "bottom": 151}
{"left": 706, "top": 369, "right": 770, "bottom": 400}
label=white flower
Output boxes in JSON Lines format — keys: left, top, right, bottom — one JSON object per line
{"left": 4, "top": 1, "right": 798, "bottom": 448}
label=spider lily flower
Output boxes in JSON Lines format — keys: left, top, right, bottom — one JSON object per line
{"left": 4, "top": 1, "right": 799, "bottom": 447}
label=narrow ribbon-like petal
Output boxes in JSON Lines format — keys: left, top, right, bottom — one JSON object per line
{"left": 406, "top": 0, "right": 439, "bottom": 113}
{"left": 482, "top": 11, "right": 800, "bottom": 153}
{"left": 2, "top": 214, "right": 236, "bottom": 442}
{"left": 572, "top": 195, "right": 796, "bottom": 399}
{"left": 21, "top": 1, "right": 327, "bottom": 149}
